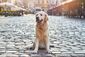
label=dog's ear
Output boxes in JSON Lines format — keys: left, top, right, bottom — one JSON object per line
{"left": 44, "top": 14, "right": 48, "bottom": 22}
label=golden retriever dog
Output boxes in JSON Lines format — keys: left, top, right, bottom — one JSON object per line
{"left": 33, "top": 11, "right": 49, "bottom": 52}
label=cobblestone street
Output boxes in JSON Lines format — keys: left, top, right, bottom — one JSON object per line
{"left": 0, "top": 15, "right": 85, "bottom": 57}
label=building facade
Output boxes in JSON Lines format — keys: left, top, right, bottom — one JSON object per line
{"left": 15, "top": 0, "right": 29, "bottom": 9}
{"left": 34, "top": 0, "right": 49, "bottom": 11}
{"left": 57, "top": 0, "right": 68, "bottom": 5}
{"left": 48, "top": 0, "right": 85, "bottom": 18}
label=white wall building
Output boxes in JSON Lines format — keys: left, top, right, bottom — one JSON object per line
{"left": 7, "top": 0, "right": 16, "bottom": 4}
{"left": 57, "top": 0, "right": 68, "bottom": 4}
{"left": 48, "top": 0, "right": 58, "bottom": 6}
{"left": 33, "top": 0, "right": 48, "bottom": 12}
{"left": 0, "top": 0, "right": 2, "bottom": 3}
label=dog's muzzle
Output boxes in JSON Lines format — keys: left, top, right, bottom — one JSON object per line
{"left": 36, "top": 17, "right": 39, "bottom": 22}
{"left": 36, "top": 17, "right": 43, "bottom": 23}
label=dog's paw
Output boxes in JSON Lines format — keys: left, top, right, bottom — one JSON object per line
{"left": 47, "top": 49, "right": 51, "bottom": 53}
{"left": 33, "top": 50, "right": 38, "bottom": 53}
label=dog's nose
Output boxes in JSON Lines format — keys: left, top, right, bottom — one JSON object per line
{"left": 36, "top": 17, "right": 39, "bottom": 22}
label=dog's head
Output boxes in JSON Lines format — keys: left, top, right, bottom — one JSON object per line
{"left": 36, "top": 11, "right": 48, "bottom": 24}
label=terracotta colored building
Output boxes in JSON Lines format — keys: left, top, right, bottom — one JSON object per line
{"left": 48, "top": 0, "right": 85, "bottom": 18}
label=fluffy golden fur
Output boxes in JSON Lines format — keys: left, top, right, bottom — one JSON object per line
{"left": 33, "top": 11, "right": 49, "bottom": 52}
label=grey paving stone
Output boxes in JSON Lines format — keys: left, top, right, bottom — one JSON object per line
{"left": 71, "top": 54, "right": 85, "bottom": 57}
{"left": 31, "top": 54, "right": 53, "bottom": 57}
{"left": 81, "top": 32, "right": 85, "bottom": 37}
{"left": 6, "top": 51, "right": 18, "bottom": 54}
{"left": 69, "top": 32, "right": 75, "bottom": 35}
{"left": 31, "top": 54, "right": 41, "bottom": 57}
{"left": 42, "top": 54, "right": 53, "bottom": 57}
{"left": 19, "top": 54, "right": 30, "bottom": 57}
{"left": 60, "top": 47, "right": 70, "bottom": 52}
{"left": 0, "top": 47, "right": 5, "bottom": 50}
{"left": 74, "top": 50, "right": 85, "bottom": 54}
{"left": 62, "top": 51, "right": 73, "bottom": 54}
{"left": 6, "top": 47, "right": 16, "bottom": 51}
{"left": 0, "top": 55, "right": 6, "bottom": 57}
{"left": 80, "top": 44, "right": 85, "bottom": 46}
{"left": 57, "top": 54, "right": 71, "bottom": 57}
{"left": 52, "top": 52, "right": 61, "bottom": 54}
{"left": 6, "top": 54, "right": 18, "bottom": 57}
{"left": 0, "top": 51, "right": 5, "bottom": 55}
{"left": 0, "top": 15, "right": 85, "bottom": 57}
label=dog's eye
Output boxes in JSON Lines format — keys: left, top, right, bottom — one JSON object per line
{"left": 40, "top": 14, "right": 42, "bottom": 16}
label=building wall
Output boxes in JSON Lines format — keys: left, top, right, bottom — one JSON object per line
{"left": 48, "top": 0, "right": 58, "bottom": 8}
{"left": 28, "top": 0, "right": 35, "bottom": 9}
{"left": 22, "top": 0, "right": 29, "bottom": 9}
{"left": 7, "top": 0, "right": 16, "bottom": 4}
{"left": 57, "top": 0, "right": 68, "bottom": 4}
{"left": 0, "top": 0, "right": 2, "bottom": 3}
{"left": 2, "top": 0, "right": 7, "bottom": 2}
{"left": 48, "top": 0, "right": 85, "bottom": 17}
{"left": 34, "top": 0, "right": 49, "bottom": 11}
{"left": 15, "top": 0, "right": 29, "bottom": 9}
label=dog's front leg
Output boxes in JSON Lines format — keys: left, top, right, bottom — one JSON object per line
{"left": 46, "top": 38, "right": 50, "bottom": 52}
{"left": 34, "top": 38, "right": 39, "bottom": 52}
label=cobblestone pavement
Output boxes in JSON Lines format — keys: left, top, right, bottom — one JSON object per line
{"left": 0, "top": 15, "right": 85, "bottom": 57}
